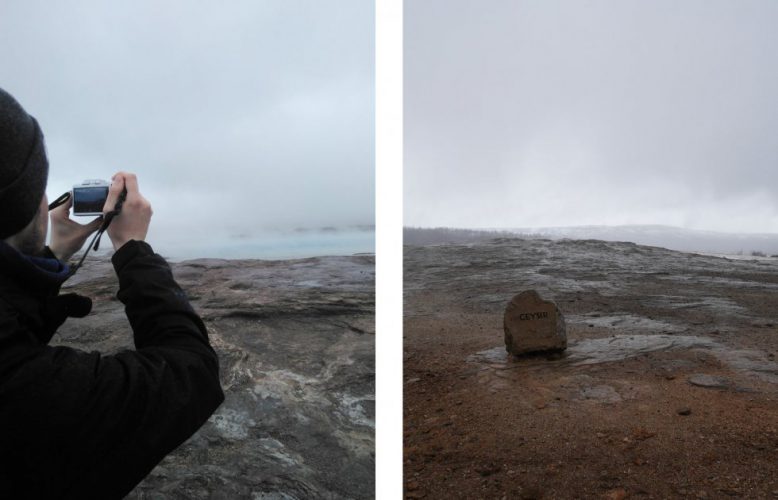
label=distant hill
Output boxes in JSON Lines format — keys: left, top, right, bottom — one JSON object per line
{"left": 404, "top": 225, "right": 778, "bottom": 256}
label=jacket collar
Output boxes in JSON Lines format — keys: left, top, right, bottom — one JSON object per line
{"left": 0, "top": 241, "right": 70, "bottom": 296}
{"left": 0, "top": 241, "right": 82, "bottom": 345}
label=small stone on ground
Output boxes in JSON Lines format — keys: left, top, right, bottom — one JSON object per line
{"left": 688, "top": 374, "right": 730, "bottom": 389}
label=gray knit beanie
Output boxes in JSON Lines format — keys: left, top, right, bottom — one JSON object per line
{"left": 0, "top": 87, "right": 49, "bottom": 239}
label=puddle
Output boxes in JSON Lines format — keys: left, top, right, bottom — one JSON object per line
{"left": 713, "top": 349, "right": 778, "bottom": 384}
{"left": 469, "top": 334, "right": 717, "bottom": 368}
{"left": 641, "top": 295, "right": 748, "bottom": 316}
{"left": 688, "top": 374, "right": 730, "bottom": 389}
{"left": 468, "top": 334, "right": 778, "bottom": 389}
{"left": 567, "top": 314, "right": 684, "bottom": 333}
{"left": 569, "top": 335, "right": 718, "bottom": 364}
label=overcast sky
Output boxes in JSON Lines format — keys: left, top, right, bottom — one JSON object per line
{"left": 0, "top": 1, "right": 373, "bottom": 253}
{"left": 405, "top": 0, "right": 778, "bottom": 233}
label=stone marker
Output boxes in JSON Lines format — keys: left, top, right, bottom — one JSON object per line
{"left": 504, "top": 290, "right": 567, "bottom": 355}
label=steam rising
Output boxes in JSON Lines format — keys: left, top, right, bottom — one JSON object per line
{"left": 406, "top": 0, "right": 778, "bottom": 233}
{"left": 1, "top": 1, "right": 374, "bottom": 257}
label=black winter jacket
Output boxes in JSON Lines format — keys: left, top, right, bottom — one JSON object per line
{"left": 0, "top": 240, "right": 225, "bottom": 499}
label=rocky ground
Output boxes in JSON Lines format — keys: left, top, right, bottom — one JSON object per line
{"left": 404, "top": 238, "right": 778, "bottom": 499}
{"left": 53, "top": 252, "right": 375, "bottom": 499}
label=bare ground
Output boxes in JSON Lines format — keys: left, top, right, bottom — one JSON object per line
{"left": 404, "top": 239, "right": 778, "bottom": 499}
{"left": 56, "top": 254, "right": 375, "bottom": 499}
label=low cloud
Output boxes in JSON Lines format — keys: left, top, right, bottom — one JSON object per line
{"left": 406, "top": 0, "right": 778, "bottom": 233}
{"left": 1, "top": 0, "right": 374, "bottom": 251}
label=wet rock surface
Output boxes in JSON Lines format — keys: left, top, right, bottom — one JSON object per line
{"left": 688, "top": 374, "right": 731, "bottom": 389}
{"left": 405, "top": 238, "right": 778, "bottom": 499}
{"left": 54, "top": 254, "right": 375, "bottom": 499}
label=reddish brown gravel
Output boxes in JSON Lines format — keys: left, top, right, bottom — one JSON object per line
{"left": 404, "top": 239, "right": 778, "bottom": 499}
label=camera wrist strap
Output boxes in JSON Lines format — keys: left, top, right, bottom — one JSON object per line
{"left": 50, "top": 189, "right": 128, "bottom": 277}
{"left": 48, "top": 192, "right": 71, "bottom": 211}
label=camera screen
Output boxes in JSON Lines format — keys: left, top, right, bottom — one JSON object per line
{"left": 73, "top": 187, "right": 109, "bottom": 214}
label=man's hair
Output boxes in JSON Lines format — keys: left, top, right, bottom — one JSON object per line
{"left": 0, "top": 87, "right": 49, "bottom": 239}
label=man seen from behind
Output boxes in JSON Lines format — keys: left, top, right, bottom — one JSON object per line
{"left": 0, "top": 86, "right": 225, "bottom": 498}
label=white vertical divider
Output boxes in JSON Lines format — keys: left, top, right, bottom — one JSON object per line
{"left": 375, "top": 0, "right": 403, "bottom": 497}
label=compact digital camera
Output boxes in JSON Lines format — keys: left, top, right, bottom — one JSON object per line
{"left": 72, "top": 179, "right": 110, "bottom": 216}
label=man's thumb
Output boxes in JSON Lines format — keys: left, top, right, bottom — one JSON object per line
{"left": 103, "top": 175, "right": 126, "bottom": 213}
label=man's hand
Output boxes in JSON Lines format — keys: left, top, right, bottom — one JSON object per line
{"left": 49, "top": 196, "right": 103, "bottom": 261}
{"left": 104, "top": 172, "right": 153, "bottom": 251}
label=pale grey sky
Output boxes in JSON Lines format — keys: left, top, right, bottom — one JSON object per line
{"left": 405, "top": 0, "right": 778, "bottom": 233}
{"left": 0, "top": 1, "right": 373, "bottom": 253}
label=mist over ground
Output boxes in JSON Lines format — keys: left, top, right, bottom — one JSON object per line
{"left": 405, "top": 226, "right": 778, "bottom": 257}
{"left": 405, "top": 0, "right": 778, "bottom": 234}
{"left": 0, "top": 1, "right": 374, "bottom": 259}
